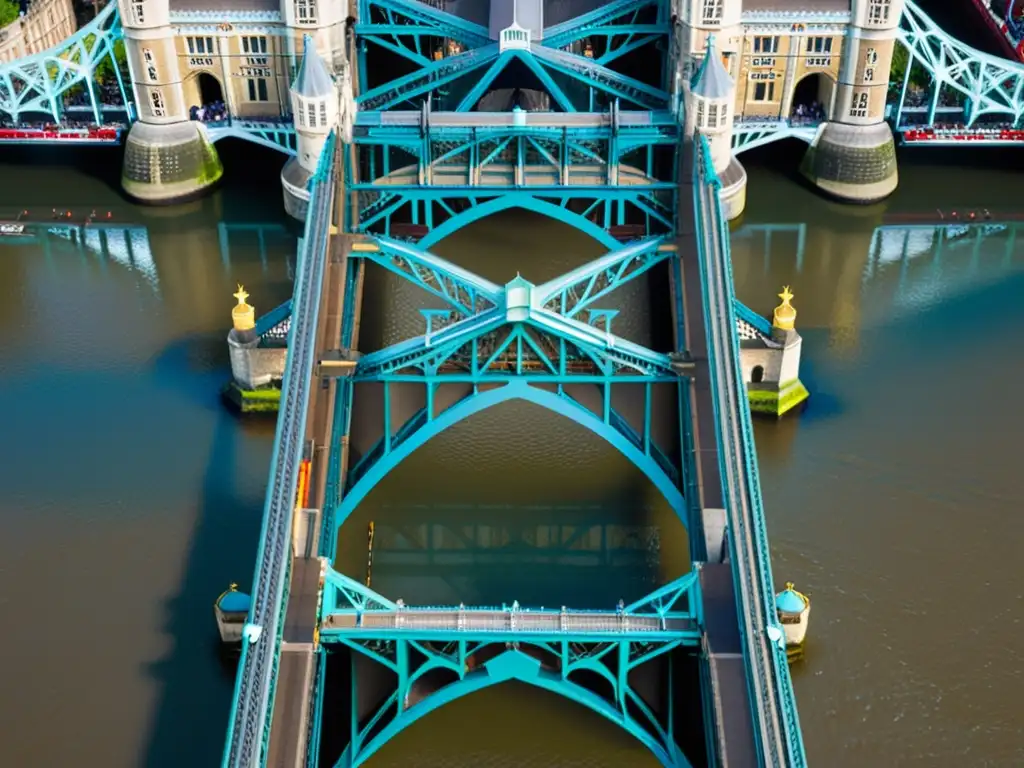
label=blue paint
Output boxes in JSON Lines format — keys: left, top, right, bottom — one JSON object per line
{"left": 218, "top": 591, "right": 252, "bottom": 613}
{"left": 775, "top": 589, "right": 806, "bottom": 614}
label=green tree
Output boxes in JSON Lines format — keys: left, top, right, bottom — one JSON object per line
{"left": 94, "top": 39, "right": 127, "bottom": 84}
{"left": 0, "top": 0, "right": 20, "bottom": 28}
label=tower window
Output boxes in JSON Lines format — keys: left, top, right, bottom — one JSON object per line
{"left": 752, "top": 81, "right": 776, "bottom": 102}
{"left": 864, "top": 67, "right": 874, "bottom": 82}
{"left": 849, "top": 91, "right": 869, "bottom": 118}
{"left": 753, "top": 36, "right": 778, "bottom": 54}
{"left": 319, "top": 101, "right": 327, "bottom": 127}
{"left": 242, "top": 36, "right": 268, "bottom": 54}
{"left": 150, "top": 89, "right": 165, "bottom": 117}
{"left": 143, "top": 48, "right": 157, "bottom": 81}
{"left": 247, "top": 78, "right": 269, "bottom": 102}
{"left": 187, "top": 37, "right": 215, "bottom": 55}
{"left": 132, "top": 1, "right": 144, "bottom": 24}
{"left": 867, "top": 0, "right": 891, "bottom": 25}
{"left": 307, "top": 102, "right": 316, "bottom": 126}
{"left": 805, "top": 37, "right": 833, "bottom": 54}
{"left": 707, "top": 102, "right": 718, "bottom": 128}
{"left": 295, "top": 0, "right": 317, "bottom": 25}
{"left": 701, "top": 0, "right": 722, "bottom": 25}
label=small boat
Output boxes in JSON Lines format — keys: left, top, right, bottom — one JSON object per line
{"left": 0, "top": 222, "right": 25, "bottom": 235}
{"left": 214, "top": 583, "right": 251, "bottom": 645}
{"left": 775, "top": 582, "right": 811, "bottom": 649}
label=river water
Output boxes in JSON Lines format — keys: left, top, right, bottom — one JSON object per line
{"left": 0, "top": 139, "right": 1022, "bottom": 767}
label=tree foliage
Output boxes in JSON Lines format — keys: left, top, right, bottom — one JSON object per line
{"left": 0, "top": 0, "right": 21, "bottom": 28}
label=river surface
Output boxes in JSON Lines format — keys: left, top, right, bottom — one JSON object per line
{"left": 0, "top": 139, "right": 1022, "bottom": 767}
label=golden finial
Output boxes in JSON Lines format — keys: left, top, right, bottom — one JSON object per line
{"left": 232, "top": 284, "right": 255, "bottom": 332}
{"left": 773, "top": 285, "right": 797, "bottom": 331}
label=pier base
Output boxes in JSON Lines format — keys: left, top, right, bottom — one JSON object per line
{"left": 800, "top": 121, "right": 898, "bottom": 204}
{"left": 748, "top": 379, "right": 809, "bottom": 418}
{"left": 221, "top": 381, "right": 281, "bottom": 414}
{"left": 121, "top": 121, "right": 223, "bottom": 204}
{"left": 718, "top": 156, "right": 747, "bottom": 221}
{"left": 281, "top": 157, "right": 312, "bottom": 221}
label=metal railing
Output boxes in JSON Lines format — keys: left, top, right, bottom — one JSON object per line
{"left": 692, "top": 136, "right": 807, "bottom": 768}
{"left": 221, "top": 133, "right": 337, "bottom": 768}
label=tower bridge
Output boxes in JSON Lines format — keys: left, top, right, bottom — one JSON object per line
{"left": 218, "top": 4, "right": 812, "bottom": 767}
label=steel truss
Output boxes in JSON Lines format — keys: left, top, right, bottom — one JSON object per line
{"left": 207, "top": 120, "right": 297, "bottom": 154}
{"left": 351, "top": 112, "right": 678, "bottom": 241}
{"left": 355, "top": 0, "right": 670, "bottom": 112}
{"left": 335, "top": 236, "right": 685, "bottom": 532}
{"left": 0, "top": 4, "right": 129, "bottom": 124}
{"left": 731, "top": 119, "right": 819, "bottom": 154}
{"left": 896, "top": 0, "right": 1024, "bottom": 127}
{"left": 319, "top": 564, "right": 703, "bottom": 768}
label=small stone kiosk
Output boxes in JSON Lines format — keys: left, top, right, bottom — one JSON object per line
{"left": 738, "top": 287, "right": 810, "bottom": 417}
{"left": 222, "top": 286, "right": 287, "bottom": 413}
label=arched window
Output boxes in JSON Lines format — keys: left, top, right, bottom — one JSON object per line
{"left": 751, "top": 365, "right": 764, "bottom": 384}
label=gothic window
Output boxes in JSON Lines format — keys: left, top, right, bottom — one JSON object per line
{"left": 707, "top": 102, "right": 719, "bottom": 129}
{"left": 150, "top": 89, "right": 165, "bottom": 117}
{"left": 307, "top": 102, "right": 316, "bottom": 126}
{"left": 867, "top": 0, "right": 892, "bottom": 25}
{"left": 866, "top": 48, "right": 878, "bottom": 65}
{"left": 849, "top": 91, "right": 869, "bottom": 118}
{"left": 701, "top": 0, "right": 722, "bottom": 25}
{"left": 295, "top": 0, "right": 317, "bottom": 25}
{"left": 143, "top": 48, "right": 157, "bottom": 82}
{"left": 187, "top": 37, "right": 215, "bottom": 55}
{"left": 752, "top": 81, "right": 776, "bottom": 102}
{"left": 696, "top": 99, "right": 705, "bottom": 126}
{"left": 247, "top": 78, "right": 269, "bottom": 101}
{"left": 805, "top": 37, "right": 833, "bottom": 54}
{"left": 864, "top": 67, "right": 874, "bottom": 82}
{"left": 132, "top": 1, "right": 145, "bottom": 24}
{"left": 319, "top": 101, "right": 327, "bottom": 127}
{"left": 753, "top": 36, "right": 779, "bottom": 54}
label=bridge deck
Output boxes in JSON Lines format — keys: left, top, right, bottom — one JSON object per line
{"left": 264, "top": 224, "right": 352, "bottom": 768}
{"left": 675, "top": 153, "right": 759, "bottom": 767}
{"left": 323, "top": 610, "right": 694, "bottom": 634}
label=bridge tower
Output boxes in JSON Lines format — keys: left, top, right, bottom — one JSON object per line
{"left": 281, "top": 36, "right": 340, "bottom": 220}
{"left": 116, "top": 0, "right": 224, "bottom": 203}
{"left": 800, "top": 0, "right": 905, "bottom": 203}
{"left": 674, "top": 0, "right": 747, "bottom": 218}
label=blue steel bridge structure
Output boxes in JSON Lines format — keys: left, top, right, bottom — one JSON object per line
{"left": 0, "top": 2, "right": 1016, "bottom": 768}
{"left": 5, "top": 1, "right": 1024, "bottom": 148}
{"left": 217, "top": 4, "right": 807, "bottom": 768}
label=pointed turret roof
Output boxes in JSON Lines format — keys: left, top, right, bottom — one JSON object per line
{"left": 293, "top": 35, "right": 335, "bottom": 99}
{"left": 691, "top": 36, "right": 733, "bottom": 100}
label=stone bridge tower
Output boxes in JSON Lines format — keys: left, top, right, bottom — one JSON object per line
{"left": 801, "top": 0, "right": 905, "bottom": 202}
{"left": 117, "top": 0, "right": 224, "bottom": 203}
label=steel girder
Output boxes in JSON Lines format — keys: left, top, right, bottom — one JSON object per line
{"left": 353, "top": 113, "right": 678, "bottom": 239}
{"left": 207, "top": 120, "right": 297, "bottom": 154}
{"left": 319, "top": 564, "right": 702, "bottom": 768}
{"left": 0, "top": 4, "right": 129, "bottom": 123}
{"left": 336, "top": 238, "right": 686, "bottom": 535}
{"left": 355, "top": 0, "right": 669, "bottom": 112}
{"left": 896, "top": 0, "right": 1024, "bottom": 127}
{"left": 731, "top": 120, "right": 820, "bottom": 155}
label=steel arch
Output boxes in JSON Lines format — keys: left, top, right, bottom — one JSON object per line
{"left": 418, "top": 194, "right": 624, "bottom": 250}
{"left": 0, "top": 3, "right": 128, "bottom": 123}
{"left": 333, "top": 649, "right": 686, "bottom": 768}
{"left": 335, "top": 380, "right": 686, "bottom": 536}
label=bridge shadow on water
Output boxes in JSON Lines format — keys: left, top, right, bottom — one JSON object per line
{"left": 139, "top": 332, "right": 271, "bottom": 767}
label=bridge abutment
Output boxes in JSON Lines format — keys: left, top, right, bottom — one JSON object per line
{"left": 121, "top": 121, "right": 223, "bottom": 205}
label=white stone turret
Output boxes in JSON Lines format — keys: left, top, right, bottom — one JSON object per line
{"left": 291, "top": 35, "right": 338, "bottom": 175}
{"left": 689, "top": 36, "right": 735, "bottom": 175}
{"left": 117, "top": 0, "right": 184, "bottom": 124}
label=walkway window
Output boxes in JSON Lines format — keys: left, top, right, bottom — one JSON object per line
{"left": 701, "top": 0, "right": 722, "bottom": 25}
{"left": 132, "top": 1, "right": 144, "bottom": 24}
{"left": 187, "top": 36, "right": 215, "bottom": 55}
{"left": 867, "top": 0, "right": 891, "bottom": 25}
{"left": 295, "top": 0, "right": 317, "bottom": 25}
{"left": 150, "top": 89, "right": 165, "bottom": 117}
{"left": 753, "top": 36, "right": 778, "bottom": 54}
{"left": 247, "top": 78, "right": 269, "bottom": 102}
{"left": 753, "top": 81, "right": 776, "bottom": 102}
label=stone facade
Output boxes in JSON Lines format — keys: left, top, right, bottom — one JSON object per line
{"left": 674, "top": 0, "right": 904, "bottom": 209}
{"left": 228, "top": 328, "right": 286, "bottom": 391}
{"left": 0, "top": 0, "right": 76, "bottom": 64}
